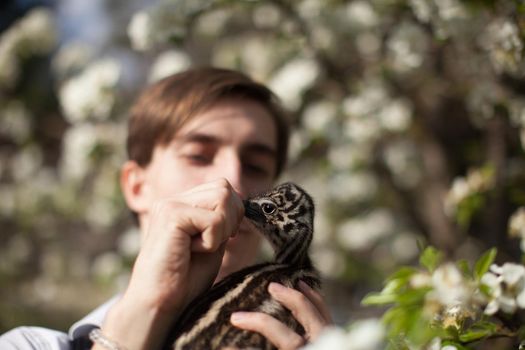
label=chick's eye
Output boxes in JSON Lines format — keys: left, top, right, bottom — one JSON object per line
{"left": 261, "top": 202, "right": 277, "bottom": 215}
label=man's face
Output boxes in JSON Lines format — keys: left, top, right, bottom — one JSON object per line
{"left": 140, "top": 98, "right": 278, "bottom": 279}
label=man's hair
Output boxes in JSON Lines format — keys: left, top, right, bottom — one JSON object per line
{"left": 127, "top": 67, "right": 290, "bottom": 177}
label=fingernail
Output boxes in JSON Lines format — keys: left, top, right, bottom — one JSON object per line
{"left": 231, "top": 312, "right": 247, "bottom": 323}
{"left": 268, "top": 282, "right": 286, "bottom": 294}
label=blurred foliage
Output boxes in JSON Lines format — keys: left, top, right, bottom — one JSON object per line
{"left": 1, "top": 0, "right": 525, "bottom": 345}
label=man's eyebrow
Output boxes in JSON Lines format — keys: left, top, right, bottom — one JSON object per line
{"left": 243, "top": 143, "right": 277, "bottom": 158}
{"left": 178, "top": 133, "right": 220, "bottom": 145}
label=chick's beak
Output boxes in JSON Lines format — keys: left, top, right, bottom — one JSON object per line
{"left": 243, "top": 200, "right": 265, "bottom": 223}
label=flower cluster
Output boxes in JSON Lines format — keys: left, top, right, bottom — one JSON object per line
{"left": 509, "top": 207, "right": 525, "bottom": 253}
{"left": 3, "top": 0, "right": 525, "bottom": 338}
{"left": 302, "top": 320, "right": 385, "bottom": 350}
{"left": 481, "top": 263, "right": 525, "bottom": 315}
{"left": 444, "top": 167, "right": 494, "bottom": 226}
{"left": 360, "top": 247, "right": 522, "bottom": 349}
{"left": 0, "top": 7, "right": 56, "bottom": 87}
{"left": 58, "top": 58, "right": 121, "bottom": 124}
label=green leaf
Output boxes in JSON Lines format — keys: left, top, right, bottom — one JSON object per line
{"left": 396, "top": 287, "right": 431, "bottom": 306}
{"left": 458, "top": 321, "right": 498, "bottom": 342}
{"left": 474, "top": 248, "right": 497, "bottom": 280}
{"left": 387, "top": 267, "right": 418, "bottom": 282}
{"left": 362, "top": 292, "right": 397, "bottom": 306}
{"left": 456, "top": 259, "right": 471, "bottom": 277}
{"left": 419, "top": 246, "right": 443, "bottom": 272}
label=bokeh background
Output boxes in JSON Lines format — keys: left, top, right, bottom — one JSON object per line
{"left": 1, "top": 0, "right": 524, "bottom": 334}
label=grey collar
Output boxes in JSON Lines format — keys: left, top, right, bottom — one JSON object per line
{"left": 68, "top": 295, "right": 121, "bottom": 340}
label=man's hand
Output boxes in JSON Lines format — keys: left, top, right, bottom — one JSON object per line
{"left": 230, "top": 281, "right": 332, "bottom": 350}
{"left": 97, "top": 179, "right": 244, "bottom": 350}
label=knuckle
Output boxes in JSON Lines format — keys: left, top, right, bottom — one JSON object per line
{"left": 217, "top": 186, "right": 230, "bottom": 200}
{"left": 209, "top": 212, "right": 227, "bottom": 237}
{"left": 215, "top": 178, "right": 231, "bottom": 189}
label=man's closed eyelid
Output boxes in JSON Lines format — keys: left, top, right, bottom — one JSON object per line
{"left": 184, "top": 154, "right": 212, "bottom": 164}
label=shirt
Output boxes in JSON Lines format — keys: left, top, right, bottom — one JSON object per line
{"left": 0, "top": 296, "right": 120, "bottom": 350}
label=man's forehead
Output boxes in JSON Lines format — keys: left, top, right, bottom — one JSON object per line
{"left": 172, "top": 101, "right": 278, "bottom": 151}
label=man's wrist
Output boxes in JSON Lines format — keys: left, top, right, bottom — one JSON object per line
{"left": 99, "top": 293, "right": 181, "bottom": 350}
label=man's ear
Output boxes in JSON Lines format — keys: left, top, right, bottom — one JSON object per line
{"left": 120, "top": 160, "right": 151, "bottom": 215}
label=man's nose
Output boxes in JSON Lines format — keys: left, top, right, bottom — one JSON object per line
{"left": 215, "top": 152, "right": 245, "bottom": 198}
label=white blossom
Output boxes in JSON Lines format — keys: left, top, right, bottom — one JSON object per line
{"left": 429, "top": 263, "right": 469, "bottom": 307}
{"left": 410, "top": 271, "right": 432, "bottom": 289}
{"left": 301, "top": 327, "right": 349, "bottom": 350}
{"left": 0, "top": 186, "right": 16, "bottom": 217}
{"left": 387, "top": 22, "right": 427, "bottom": 72}
{"left": 344, "top": 116, "right": 381, "bottom": 143}
{"left": 337, "top": 209, "right": 394, "bottom": 251}
{"left": 127, "top": 10, "right": 154, "bottom": 51}
{"left": 0, "top": 100, "right": 31, "bottom": 143}
{"left": 346, "top": 1, "right": 378, "bottom": 28}
{"left": 435, "top": 0, "right": 466, "bottom": 21}
{"left": 426, "top": 336, "right": 459, "bottom": 350}
{"left": 481, "top": 263, "right": 525, "bottom": 315}
{"left": 59, "top": 58, "right": 120, "bottom": 123}
{"left": 60, "top": 124, "right": 99, "bottom": 180}
{"left": 85, "top": 165, "right": 122, "bottom": 229}
{"left": 444, "top": 168, "right": 493, "bottom": 215}
{"left": 287, "top": 129, "right": 309, "bottom": 162}
{"left": 311, "top": 246, "right": 345, "bottom": 278}
{"left": 0, "top": 33, "right": 19, "bottom": 87}
{"left": 269, "top": 57, "right": 320, "bottom": 109}
{"left": 196, "top": 9, "right": 230, "bottom": 36}
{"left": 391, "top": 232, "right": 419, "bottom": 262}
{"left": 346, "top": 319, "right": 385, "bottom": 350}
{"left": 11, "top": 145, "right": 43, "bottom": 182}
{"left": 253, "top": 4, "right": 281, "bottom": 29}
{"left": 356, "top": 31, "right": 381, "bottom": 58}
{"left": 91, "top": 252, "right": 122, "bottom": 279}
{"left": 128, "top": 1, "right": 209, "bottom": 51}
{"left": 328, "top": 142, "right": 368, "bottom": 170}
{"left": 328, "top": 171, "right": 378, "bottom": 203}
{"left": 481, "top": 18, "right": 523, "bottom": 74}
{"left": 118, "top": 227, "right": 141, "bottom": 257}
{"left": 509, "top": 207, "right": 525, "bottom": 252}
{"left": 382, "top": 140, "right": 421, "bottom": 189}
{"left": 444, "top": 178, "right": 470, "bottom": 215}
{"left": 409, "top": 0, "right": 432, "bottom": 23}
{"left": 0, "top": 7, "right": 56, "bottom": 87}
{"left": 302, "top": 320, "right": 384, "bottom": 350}
{"left": 297, "top": 0, "right": 323, "bottom": 20}
{"left": 52, "top": 41, "right": 93, "bottom": 77}
{"left": 343, "top": 83, "right": 388, "bottom": 117}
{"left": 148, "top": 49, "right": 191, "bottom": 83}
{"left": 12, "top": 7, "right": 56, "bottom": 55}
{"left": 310, "top": 23, "right": 336, "bottom": 52}
{"left": 377, "top": 99, "right": 413, "bottom": 132}
{"left": 302, "top": 100, "right": 337, "bottom": 134}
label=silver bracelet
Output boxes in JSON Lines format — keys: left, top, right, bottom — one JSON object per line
{"left": 89, "top": 328, "right": 127, "bottom": 350}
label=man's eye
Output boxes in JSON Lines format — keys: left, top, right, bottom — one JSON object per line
{"left": 244, "top": 163, "right": 269, "bottom": 177}
{"left": 186, "top": 154, "right": 210, "bottom": 164}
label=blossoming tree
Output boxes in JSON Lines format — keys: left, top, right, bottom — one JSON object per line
{"left": 1, "top": 0, "right": 525, "bottom": 348}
